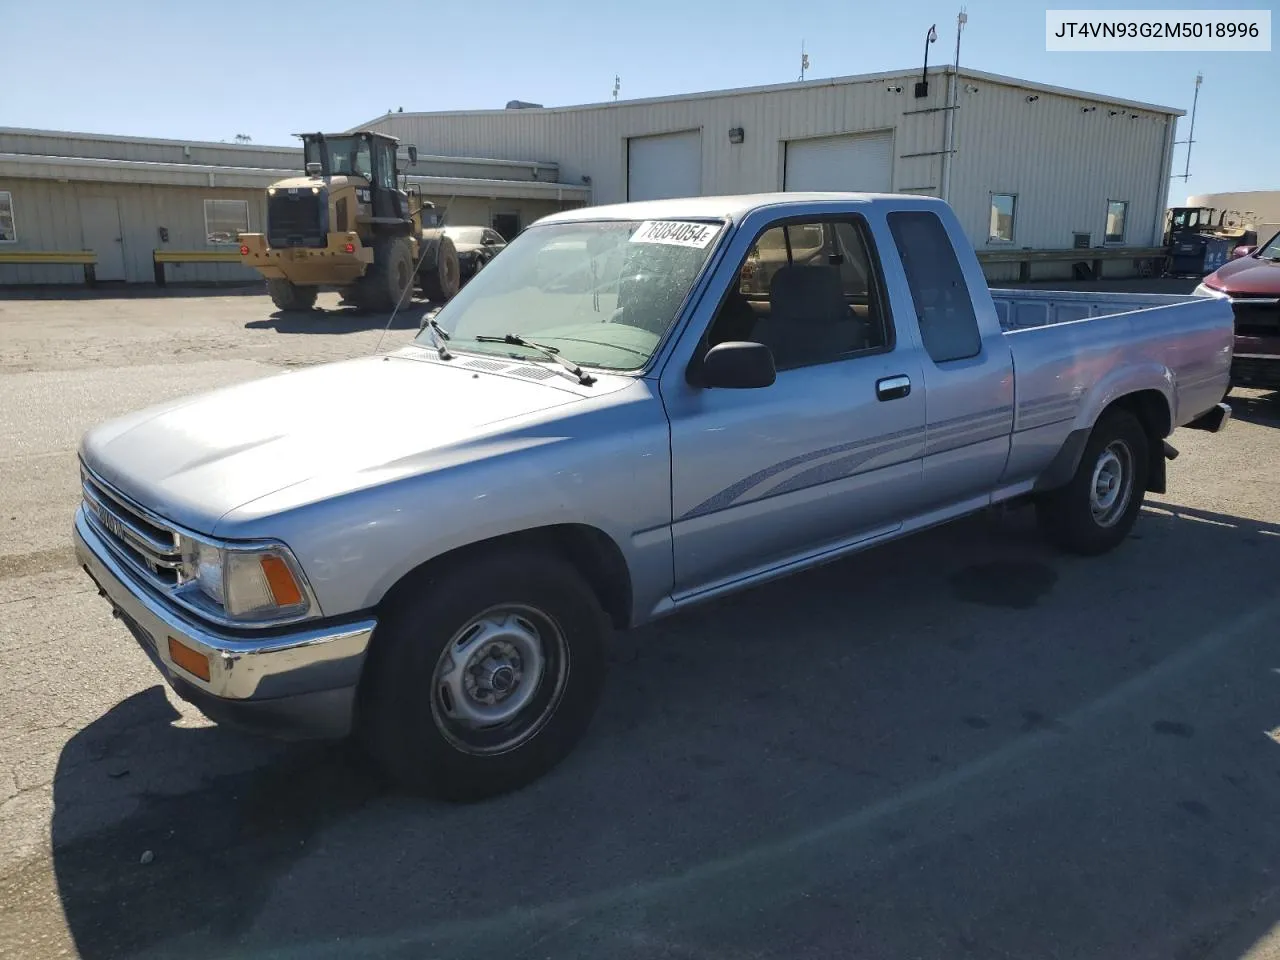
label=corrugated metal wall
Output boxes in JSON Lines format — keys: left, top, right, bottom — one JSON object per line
{"left": 368, "top": 71, "right": 945, "bottom": 207}
{"left": 0, "top": 177, "right": 567, "bottom": 285}
{"left": 368, "top": 70, "right": 1175, "bottom": 255}
{"left": 0, "top": 180, "right": 267, "bottom": 284}
{"left": 0, "top": 129, "right": 562, "bottom": 183}
{"left": 946, "top": 79, "right": 1173, "bottom": 251}
{"left": 0, "top": 130, "right": 300, "bottom": 171}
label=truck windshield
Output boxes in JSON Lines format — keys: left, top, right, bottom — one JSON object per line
{"left": 417, "top": 219, "right": 725, "bottom": 371}
{"left": 304, "top": 136, "right": 372, "bottom": 180}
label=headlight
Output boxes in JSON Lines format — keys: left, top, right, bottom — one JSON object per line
{"left": 1194, "top": 281, "right": 1227, "bottom": 298}
{"left": 180, "top": 537, "right": 312, "bottom": 622}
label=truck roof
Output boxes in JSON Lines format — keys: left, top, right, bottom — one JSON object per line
{"left": 539, "top": 192, "right": 949, "bottom": 225}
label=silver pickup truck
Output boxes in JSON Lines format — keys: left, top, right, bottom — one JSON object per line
{"left": 75, "top": 193, "right": 1233, "bottom": 800}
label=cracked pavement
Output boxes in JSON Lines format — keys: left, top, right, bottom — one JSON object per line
{"left": 3, "top": 286, "right": 1280, "bottom": 959}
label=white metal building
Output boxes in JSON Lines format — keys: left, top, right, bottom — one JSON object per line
{"left": 1186, "top": 190, "right": 1280, "bottom": 232}
{"left": 0, "top": 128, "right": 590, "bottom": 285}
{"left": 364, "top": 67, "right": 1183, "bottom": 280}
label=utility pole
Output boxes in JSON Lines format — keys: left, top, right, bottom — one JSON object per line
{"left": 799, "top": 40, "right": 809, "bottom": 81}
{"left": 612, "top": 75, "right": 621, "bottom": 102}
{"left": 941, "top": 8, "right": 967, "bottom": 201}
{"left": 1173, "top": 72, "right": 1203, "bottom": 182}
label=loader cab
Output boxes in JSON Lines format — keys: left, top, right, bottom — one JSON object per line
{"left": 299, "top": 131, "right": 417, "bottom": 227}
{"left": 1164, "top": 207, "right": 1219, "bottom": 244}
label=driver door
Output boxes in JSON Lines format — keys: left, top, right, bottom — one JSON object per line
{"left": 663, "top": 213, "right": 928, "bottom": 598}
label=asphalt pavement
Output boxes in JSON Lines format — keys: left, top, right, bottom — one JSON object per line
{"left": 2, "top": 286, "right": 1280, "bottom": 960}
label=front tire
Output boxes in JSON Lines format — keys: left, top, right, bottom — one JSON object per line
{"left": 358, "top": 549, "right": 609, "bottom": 801}
{"left": 1036, "top": 409, "right": 1150, "bottom": 556}
{"left": 267, "top": 279, "right": 317, "bottom": 312}
{"left": 420, "top": 235, "right": 461, "bottom": 303}
{"left": 353, "top": 238, "right": 415, "bottom": 312}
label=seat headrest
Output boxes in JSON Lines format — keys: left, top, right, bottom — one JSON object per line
{"left": 769, "top": 265, "right": 846, "bottom": 324}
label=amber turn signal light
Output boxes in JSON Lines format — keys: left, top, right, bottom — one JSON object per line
{"left": 167, "top": 636, "right": 211, "bottom": 682}
{"left": 258, "top": 554, "right": 304, "bottom": 607}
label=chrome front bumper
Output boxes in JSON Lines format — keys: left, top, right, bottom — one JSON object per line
{"left": 74, "top": 506, "right": 376, "bottom": 738}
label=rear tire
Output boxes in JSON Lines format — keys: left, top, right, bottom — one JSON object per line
{"left": 267, "top": 279, "right": 317, "bottom": 312}
{"left": 1036, "top": 409, "right": 1150, "bottom": 556}
{"left": 354, "top": 237, "right": 415, "bottom": 312}
{"left": 420, "top": 235, "right": 461, "bottom": 303}
{"left": 357, "top": 548, "right": 609, "bottom": 802}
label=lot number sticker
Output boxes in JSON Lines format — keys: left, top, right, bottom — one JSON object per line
{"left": 630, "top": 221, "right": 720, "bottom": 248}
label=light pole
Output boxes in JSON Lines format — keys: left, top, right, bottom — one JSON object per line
{"left": 915, "top": 23, "right": 938, "bottom": 98}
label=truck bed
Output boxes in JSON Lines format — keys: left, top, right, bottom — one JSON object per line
{"left": 990, "top": 288, "right": 1208, "bottom": 331}
{"left": 989, "top": 289, "right": 1233, "bottom": 448}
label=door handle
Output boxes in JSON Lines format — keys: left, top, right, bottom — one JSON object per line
{"left": 876, "top": 375, "right": 911, "bottom": 401}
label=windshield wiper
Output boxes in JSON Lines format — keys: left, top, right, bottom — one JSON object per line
{"left": 419, "top": 314, "right": 453, "bottom": 360}
{"left": 473, "top": 334, "right": 596, "bottom": 385}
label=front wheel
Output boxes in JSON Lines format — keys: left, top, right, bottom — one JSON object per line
{"left": 1036, "top": 409, "right": 1150, "bottom": 556}
{"left": 267, "top": 279, "right": 317, "bottom": 312}
{"left": 357, "top": 549, "right": 609, "bottom": 801}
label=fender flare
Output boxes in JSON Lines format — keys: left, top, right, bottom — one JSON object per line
{"left": 1033, "top": 364, "right": 1175, "bottom": 495}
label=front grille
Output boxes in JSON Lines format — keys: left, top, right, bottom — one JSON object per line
{"left": 81, "top": 471, "right": 184, "bottom": 588}
{"left": 1232, "top": 301, "right": 1280, "bottom": 336}
{"left": 267, "top": 191, "right": 326, "bottom": 248}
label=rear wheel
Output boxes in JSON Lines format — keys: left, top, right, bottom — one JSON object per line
{"left": 1036, "top": 409, "right": 1150, "bottom": 556}
{"left": 358, "top": 548, "right": 609, "bottom": 801}
{"left": 420, "top": 235, "right": 460, "bottom": 303}
{"left": 266, "top": 279, "right": 317, "bottom": 312}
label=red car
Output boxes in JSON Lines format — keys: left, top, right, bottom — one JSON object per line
{"left": 1196, "top": 229, "right": 1280, "bottom": 394}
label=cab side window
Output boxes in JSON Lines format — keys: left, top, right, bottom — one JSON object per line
{"left": 706, "top": 218, "right": 889, "bottom": 371}
{"left": 887, "top": 211, "right": 981, "bottom": 364}
{"left": 375, "top": 141, "right": 396, "bottom": 191}
{"left": 354, "top": 140, "right": 373, "bottom": 181}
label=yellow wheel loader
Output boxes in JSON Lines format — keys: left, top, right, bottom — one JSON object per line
{"left": 239, "top": 131, "right": 461, "bottom": 312}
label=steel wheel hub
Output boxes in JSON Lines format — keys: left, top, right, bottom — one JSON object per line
{"left": 429, "top": 605, "right": 568, "bottom": 755}
{"left": 1089, "top": 441, "right": 1132, "bottom": 527}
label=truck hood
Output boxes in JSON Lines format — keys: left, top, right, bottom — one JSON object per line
{"left": 1210, "top": 256, "right": 1280, "bottom": 296}
{"left": 80, "top": 351, "right": 589, "bottom": 535}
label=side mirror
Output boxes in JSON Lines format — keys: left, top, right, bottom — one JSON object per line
{"left": 407, "top": 145, "right": 418, "bottom": 164}
{"left": 697, "top": 341, "right": 776, "bottom": 389}
{"left": 1232, "top": 245, "right": 1255, "bottom": 259}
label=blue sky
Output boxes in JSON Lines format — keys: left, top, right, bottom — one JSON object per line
{"left": 5, "top": 0, "right": 1274, "bottom": 204}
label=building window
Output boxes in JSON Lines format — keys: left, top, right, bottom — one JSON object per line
{"left": 1105, "top": 200, "right": 1128, "bottom": 244}
{"left": 204, "top": 199, "right": 249, "bottom": 245}
{"left": 0, "top": 192, "right": 15, "bottom": 243}
{"left": 988, "top": 193, "right": 1016, "bottom": 243}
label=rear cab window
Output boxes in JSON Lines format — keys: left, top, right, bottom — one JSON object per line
{"left": 887, "top": 211, "right": 982, "bottom": 364}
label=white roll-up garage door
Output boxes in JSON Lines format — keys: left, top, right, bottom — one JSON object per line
{"left": 784, "top": 132, "right": 894, "bottom": 193}
{"left": 627, "top": 130, "right": 702, "bottom": 201}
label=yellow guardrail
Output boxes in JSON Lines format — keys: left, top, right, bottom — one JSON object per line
{"left": 152, "top": 248, "right": 248, "bottom": 285}
{"left": 0, "top": 250, "right": 97, "bottom": 264}
{"left": 0, "top": 250, "right": 98, "bottom": 284}
{"left": 976, "top": 246, "right": 1168, "bottom": 282}
{"left": 153, "top": 250, "right": 244, "bottom": 264}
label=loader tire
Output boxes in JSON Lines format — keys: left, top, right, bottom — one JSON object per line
{"left": 356, "top": 238, "right": 415, "bottom": 313}
{"left": 267, "top": 279, "right": 317, "bottom": 312}
{"left": 420, "top": 235, "right": 461, "bottom": 304}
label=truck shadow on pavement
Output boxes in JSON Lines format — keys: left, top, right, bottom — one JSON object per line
{"left": 246, "top": 303, "right": 438, "bottom": 336}
{"left": 1227, "top": 389, "right": 1280, "bottom": 427}
{"left": 51, "top": 502, "right": 1280, "bottom": 960}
